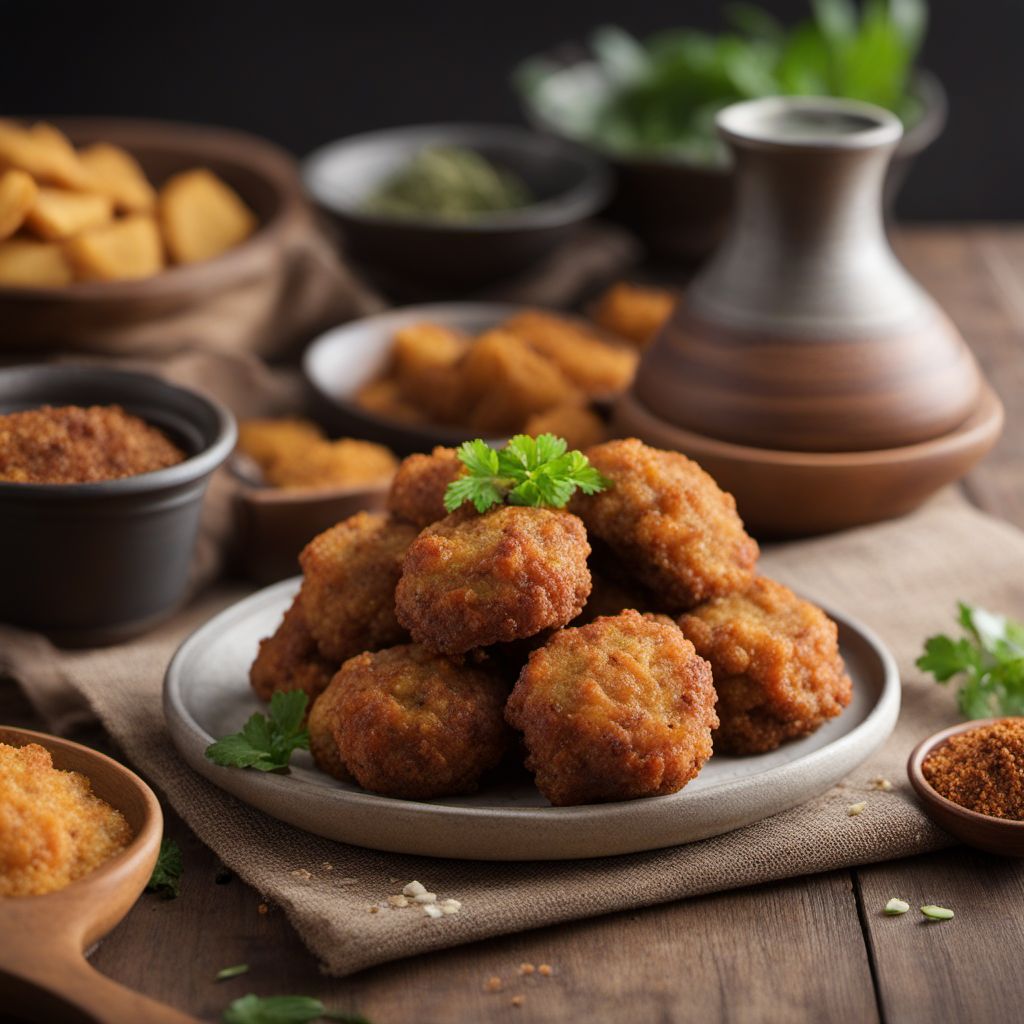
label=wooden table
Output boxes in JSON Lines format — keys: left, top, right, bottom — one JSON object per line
{"left": 4, "top": 225, "right": 1024, "bottom": 1024}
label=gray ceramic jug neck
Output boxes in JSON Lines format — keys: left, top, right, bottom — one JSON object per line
{"left": 689, "top": 96, "right": 931, "bottom": 335}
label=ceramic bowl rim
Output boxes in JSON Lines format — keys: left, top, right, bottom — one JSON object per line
{"left": 302, "top": 121, "right": 612, "bottom": 233}
{"left": 907, "top": 716, "right": 1024, "bottom": 832}
{"left": 0, "top": 726, "right": 164, "bottom": 903}
{"left": 0, "top": 364, "right": 237, "bottom": 498}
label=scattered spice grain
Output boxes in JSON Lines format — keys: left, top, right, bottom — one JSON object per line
{"left": 538, "top": 964, "right": 553, "bottom": 976}
{"left": 922, "top": 719, "right": 1024, "bottom": 820}
{"left": 257, "top": 903, "right": 268, "bottom": 915}
{"left": 519, "top": 963, "right": 535, "bottom": 976}
{"left": 485, "top": 976, "right": 503, "bottom": 992}
{"left": 847, "top": 802, "right": 867, "bottom": 816}
{"left": 511, "top": 995, "right": 525, "bottom": 1007}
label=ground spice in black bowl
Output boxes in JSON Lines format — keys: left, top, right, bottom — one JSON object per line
{"left": 922, "top": 718, "right": 1024, "bottom": 820}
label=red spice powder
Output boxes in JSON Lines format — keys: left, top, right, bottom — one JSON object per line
{"left": 922, "top": 718, "right": 1024, "bottom": 820}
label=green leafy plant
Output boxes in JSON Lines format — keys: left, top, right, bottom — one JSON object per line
{"left": 516, "top": 0, "right": 928, "bottom": 161}
{"left": 443, "top": 434, "right": 610, "bottom": 514}
{"left": 222, "top": 994, "right": 370, "bottom": 1024}
{"left": 146, "top": 837, "right": 183, "bottom": 900}
{"left": 917, "top": 602, "right": 1024, "bottom": 718}
{"left": 205, "top": 691, "right": 310, "bottom": 773}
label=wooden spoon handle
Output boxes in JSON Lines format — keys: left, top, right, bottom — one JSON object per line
{"left": 1, "top": 953, "right": 198, "bottom": 1024}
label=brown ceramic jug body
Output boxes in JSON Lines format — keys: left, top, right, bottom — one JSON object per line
{"left": 632, "top": 97, "right": 982, "bottom": 453}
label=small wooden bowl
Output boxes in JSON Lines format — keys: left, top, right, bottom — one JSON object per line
{"left": 0, "top": 726, "right": 195, "bottom": 1022}
{"left": 229, "top": 456, "right": 390, "bottom": 584}
{"left": 613, "top": 382, "right": 1003, "bottom": 537}
{"left": 908, "top": 718, "right": 1024, "bottom": 857}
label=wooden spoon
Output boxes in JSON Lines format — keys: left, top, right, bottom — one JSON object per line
{"left": 0, "top": 726, "right": 197, "bottom": 1024}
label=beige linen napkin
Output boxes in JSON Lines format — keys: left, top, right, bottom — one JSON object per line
{"left": 4, "top": 495, "right": 1021, "bottom": 976}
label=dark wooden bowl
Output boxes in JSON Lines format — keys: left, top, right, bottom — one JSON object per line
{"left": 908, "top": 718, "right": 1024, "bottom": 857}
{"left": 0, "top": 726, "right": 194, "bottom": 1022}
{"left": 613, "top": 382, "right": 1003, "bottom": 537}
{"left": 302, "top": 123, "right": 611, "bottom": 289}
{"left": 0, "top": 117, "right": 308, "bottom": 354}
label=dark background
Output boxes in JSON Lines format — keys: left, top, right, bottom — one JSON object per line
{"left": 2, "top": 0, "right": 1020, "bottom": 219}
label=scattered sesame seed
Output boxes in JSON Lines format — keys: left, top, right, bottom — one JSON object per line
{"left": 369, "top": 905, "right": 380, "bottom": 914}
{"left": 322, "top": 862, "right": 334, "bottom": 871}
{"left": 439, "top": 899, "right": 461, "bottom": 915}
{"left": 257, "top": 903, "right": 268, "bottom": 915}
{"left": 884, "top": 898, "right": 910, "bottom": 915}
{"left": 511, "top": 995, "right": 525, "bottom": 1007}
{"left": 387, "top": 894, "right": 410, "bottom": 908}
{"left": 423, "top": 904, "right": 444, "bottom": 919}
{"left": 290, "top": 869, "right": 312, "bottom": 881}
{"left": 485, "top": 976, "right": 503, "bottom": 992}
{"left": 519, "top": 963, "right": 535, "bottom": 975}
{"left": 414, "top": 892, "right": 438, "bottom": 904}
{"left": 847, "top": 802, "right": 867, "bottom": 816}
{"left": 871, "top": 777, "right": 894, "bottom": 792}
{"left": 921, "top": 904, "right": 955, "bottom": 921}
{"left": 538, "top": 964, "right": 553, "bottom": 976}
{"left": 403, "top": 880, "right": 427, "bottom": 897}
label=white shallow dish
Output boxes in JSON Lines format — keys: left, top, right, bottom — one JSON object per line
{"left": 164, "top": 578, "right": 900, "bottom": 861}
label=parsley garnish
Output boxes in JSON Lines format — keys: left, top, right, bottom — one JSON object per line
{"left": 443, "top": 433, "right": 610, "bottom": 514}
{"left": 146, "top": 837, "right": 183, "bottom": 900}
{"left": 222, "top": 995, "right": 370, "bottom": 1024}
{"left": 205, "top": 691, "right": 310, "bottom": 773}
{"left": 216, "top": 964, "right": 251, "bottom": 982}
{"left": 917, "top": 602, "right": 1024, "bottom": 718}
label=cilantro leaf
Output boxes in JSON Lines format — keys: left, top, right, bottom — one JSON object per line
{"left": 206, "top": 691, "right": 310, "bottom": 773}
{"left": 444, "top": 433, "right": 611, "bottom": 513}
{"left": 146, "top": 837, "right": 183, "bottom": 900}
{"left": 222, "top": 994, "right": 371, "bottom": 1024}
{"left": 917, "top": 602, "right": 1024, "bottom": 718}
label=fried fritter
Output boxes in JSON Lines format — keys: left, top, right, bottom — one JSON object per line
{"left": 571, "top": 438, "right": 758, "bottom": 610}
{"left": 523, "top": 404, "right": 605, "bottom": 451}
{"left": 391, "top": 322, "right": 470, "bottom": 424}
{"left": 396, "top": 505, "right": 591, "bottom": 655}
{"left": 678, "top": 577, "right": 852, "bottom": 755}
{"left": 249, "top": 595, "right": 338, "bottom": 704}
{"left": 386, "top": 446, "right": 463, "bottom": 529}
{"left": 237, "top": 417, "right": 324, "bottom": 469}
{"left": 592, "top": 281, "right": 676, "bottom": 347}
{"left": 322, "top": 644, "right": 511, "bottom": 798}
{"left": 573, "top": 569, "right": 654, "bottom": 625}
{"left": 506, "top": 610, "right": 718, "bottom": 805}
{"left": 262, "top": 438, "right": 397, "bottom": 489}
{"left": 299, "top": 512, "right": 418, "bottom": 662}
{"left": 502, "top": 309, "right": 638, "bottom": 395}
{"left": 307, "top": 673, "right": 353, "bottom": 782}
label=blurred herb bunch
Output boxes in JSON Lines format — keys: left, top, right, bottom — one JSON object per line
{"left": 517, "top": 0, "right": 928, "bottom": 165}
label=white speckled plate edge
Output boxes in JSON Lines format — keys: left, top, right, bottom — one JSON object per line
{"left": 163, "top": 578, "right": 900, "bottom": 861}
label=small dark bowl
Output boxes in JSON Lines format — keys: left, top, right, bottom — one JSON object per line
{"left": 0, "top": 365, "right": 236, "bottom": 646}
{"left": 908, "top": 718, "right": 1024, "bottom": 857}
{"left": 522, "top": 65, "right": 946, "bottom": 263}
{"left": 302, "top": 123, "right": 611, "bottom": 289}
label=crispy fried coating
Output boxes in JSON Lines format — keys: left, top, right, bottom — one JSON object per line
{"left": 387, "top": 446, "right": 463, "bottom": 528}
{"left": 355, "top": 378, "right": 429, "bottom": 425}
{"left": 263, "top": 439, "right": 397, "bottom": 489}
{"left": 392, "top": 322, "right": 470, "bottom": 423}
{"left": 249, "top": 595, "right": 338, "bottom": 704}
{"left": 323, "top": 644, "right": 511, "bottom": 798}
{"left": 523, "top": 404, "right": 605, "bottom": 451}
{"left": 237, "top": 417, "right": 324, "bottom": 469}
{"left": 396, "top": 506, "right": 591, "bottom": 655}
{"left": 506, "top": 610, "right": 718, "bottom": 805}
{"left": 307, "top": 673, "right": 353, "bottom": 782}
{"left": 299, "top": 512, "right": 418, "bottom": 662}
{"left": 678, "top": 577, "right": 852, "bottom": 755}
{"left": 502, "top": 310, "right": 638, "bottom": 395}
{"left": 571, "top": 439, "right": 758, "bottom": 610}
{"left": 592, "top": 282, "right": 676, "bottom": 347}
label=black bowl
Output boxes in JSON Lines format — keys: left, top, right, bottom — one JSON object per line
{"left": 302, "top": 123, "right": 611, "bottom": 289}
{"left": 0, "top": 366, "right": 236, "bottom": 646}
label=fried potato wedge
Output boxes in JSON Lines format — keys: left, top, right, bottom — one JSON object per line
{"left": 160, "top": 168, "right": 256, "bottom": 264}
{"left": 65, "top": 215, "right": 164, "bottom": 281}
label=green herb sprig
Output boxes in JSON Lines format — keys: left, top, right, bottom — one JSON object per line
{"left": 205, "top": 691, "right": 310, "bottom": 773}
{"left": 917, "top": 602, "right": 1024, "bottom": 719}
{"left": 222, "top": 994, "right": 370, "bottom": 1024}
{"left": 443, "top": 434, "right": 610, "bottom": 515}
{"left": 146, "top": 837, "right": 183, "bottom": 900}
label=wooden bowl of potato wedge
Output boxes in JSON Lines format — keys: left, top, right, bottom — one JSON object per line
{"left": 0, "top": 117, "right": 307, "bottom": 353}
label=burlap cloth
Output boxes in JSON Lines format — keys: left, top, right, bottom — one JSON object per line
{"left": 3, "top": 490, "right": 1022, "bottom": 976}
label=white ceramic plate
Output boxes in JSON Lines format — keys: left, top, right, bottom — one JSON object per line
{"left": 164, "top": 579, "right": 900, "bottom": 861}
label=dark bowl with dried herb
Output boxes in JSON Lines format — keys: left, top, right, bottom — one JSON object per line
{"left": 302, "top": 123, "right": 611, "bottom": 289}
{"left": 0, "top": 364, "right": 235, "bottom": 646}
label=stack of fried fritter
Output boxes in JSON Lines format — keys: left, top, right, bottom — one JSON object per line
{"left": 250, "top": 438, "right": 852, "bottom": 806}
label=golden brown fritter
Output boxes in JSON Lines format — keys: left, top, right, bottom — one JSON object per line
{"left": 262, "top": 438, "right": 397, "bottom": 490}
{"left": 323, "top": 644, "right": 511, "bottom": 798}
{"left": 392, "top": 322, "right": 469, "bottom": 424}
{"left": 249, "top": 595, "right": 338, "bottom": 704}
{"left": 592, "top": 282, "right": 676, "bottom": 348}
{"left": 502, "top": 309, "right": 638, "bottom": 395}
{"left": 386, "top": 446, "right": 464, "bottom": 529}
{"left": 236, "top": 417, "right": 323, "bottom": 470}
{"left": 523, "top": 404, "right": 605, "bottom": 451}
{"left": 355, "top": 378, "right": 429, "bottom": 425}
{"left": 396, "top": 505, "right": 592, "bottom": 655}
{"left": 678, "top": 577, "right": 852, "bottom": 755}
{"left": 506, "top": 610, "right": 718, "bottom": 806}
{"left": 307, "top": 673, "right": 353, "bottom": 782}
{"left": 571, "top": 438, "right": 758, "bottom": 611}
{"left": 299, "top": 511, "right": 418, "bottom": 662}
